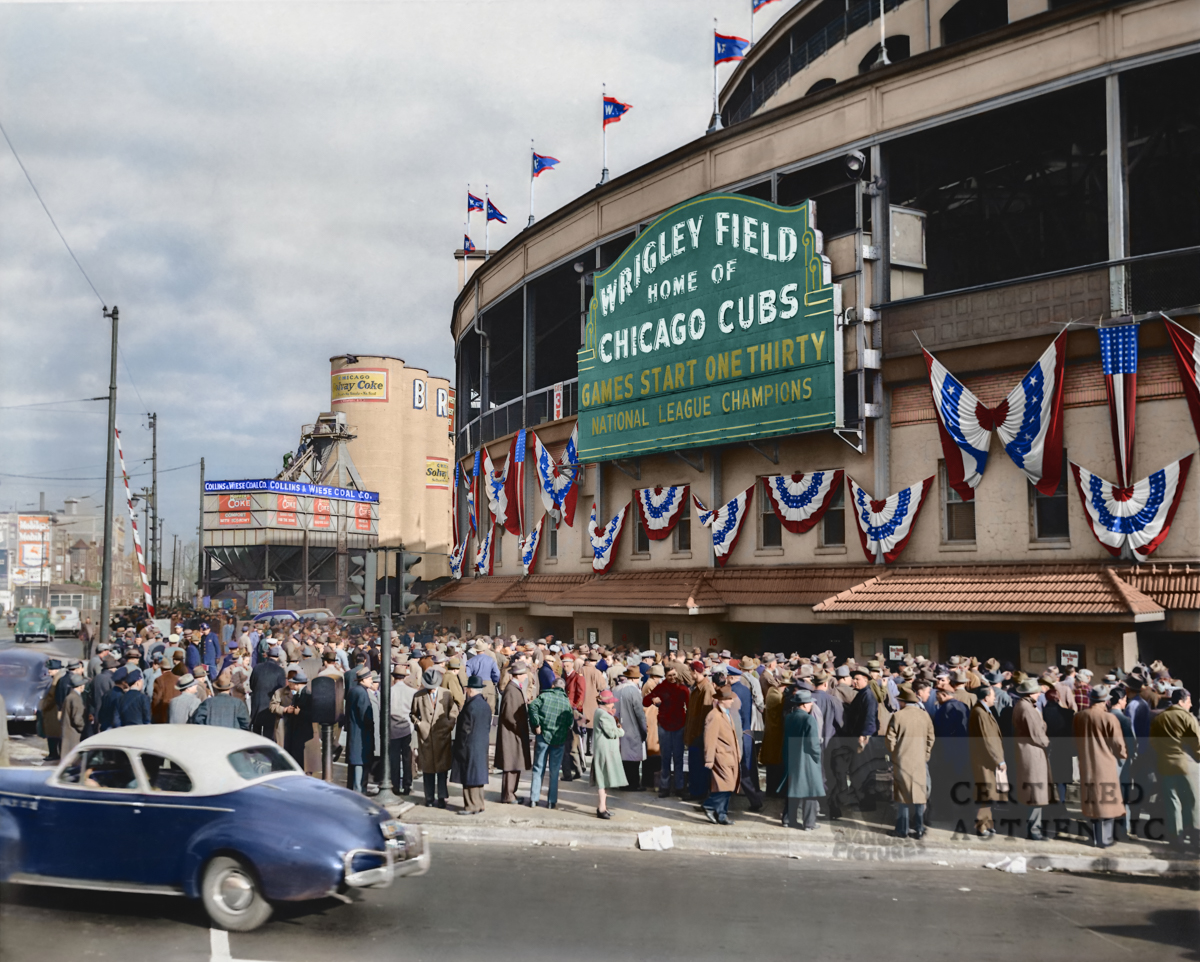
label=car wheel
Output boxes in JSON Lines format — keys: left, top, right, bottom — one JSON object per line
{"left": 200, "top": 856, "right": 273, "bottom": 931}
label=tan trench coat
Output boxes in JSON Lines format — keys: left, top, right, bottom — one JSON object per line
{"left": 968, "top": 702, "right": 1006, "bottom": 804}
{"left": 885, "top": 703, "right": 935, "bottom": 804}
{"left": 580, "top": 665, "right": 608, "bottom": 729}
{"left": 493, "top": 680, "right": 531, "bottom": 772}
{"left": 1074, "top": 703, "right": 1127, "bottom": 819}
{"left": 703, "top": 704, "right": 742, "bottom": 794}
{"left": 1013, "top": 696, "right": 1054, "bottom": 807}
{"left": 684, "top": 678, "right": 715, "bottom": 748}
{"left": 759, "top": 684, "right": 786, "bottom": 765}
{"left": 642, "top": 678, "right": 661, "bottom": 755}
{"left": 413, "top": 687, "right": 458, "bottom": 773}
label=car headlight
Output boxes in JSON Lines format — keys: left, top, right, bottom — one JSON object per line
{"left": 380, "top": 819, "right": 404, "bottom": 841}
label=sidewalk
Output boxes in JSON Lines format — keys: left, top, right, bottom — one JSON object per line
{"left": 385, "top": 768, "right": 1199, "bottom": 876}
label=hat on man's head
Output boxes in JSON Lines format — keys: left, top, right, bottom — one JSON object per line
{"left": 835, "top": 665, "right": 850, "bottom": 678}
{"left": 509, "top": 663, "right": 528, "bottom": 675}
{"left": 900, "top": 687, "right": 921, "bottom": 703}
{"left": 269, "top": 646, "right": 284, "bottom": 658}
{"left": 623, "top": 667, "right": 641, "bottom": 679}
{"left": 649, "top": 665, "right": 665, "bottom": 678}
{"left": 421, "top": 668, "right": 440, "bottom": 689}
{"left": 113, "top": 666, "right": 129, "bottom": 683}
{"left": 1015, "top": 677, "right": 1041, "bottom": 695}
{"left": 850, "top": 668, "right": 869, "bottom": 678}
{"left": 467, "top": 675, "right": 485, "bottom": 689}
{"left": 125, "top": 669, "right": 143, "bottom": 685}
{"left": 176, "top": 673, "right": 196, "bottom": 691}
{"left": 951, "top": 670, "right": 969, "bottom": 685}
{"left": 291, "top": 671, "right": 308, "bottom": 685}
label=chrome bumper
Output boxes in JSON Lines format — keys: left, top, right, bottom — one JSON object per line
{"left": 343, "top": 828, "right": 429, "bottom": 888}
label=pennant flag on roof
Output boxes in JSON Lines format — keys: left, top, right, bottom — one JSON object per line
{"left": 467, "top": 191, "right": 484, "bottom": 213}
{"left": 763, "top": 470, "right": 844, "bottom": 534}
{"left": 603, "top": 95, "right": 632, "bottom": 127}
{"left": 635, "top": 485, "right": 690, "bottom": 540}
{"left": 1071, "top": 455, "right": 1193, "bottom": 561}
{"left": 532, "top": 152, "right": 560, "bottom": 177}
{"left": 486, "top": 199, "right": 507, "bottom": 224}
{"left": 847, "top": 475, "right": 934, "bottom": 564}
{"left": 1099, "top": 323, "right": 1140, "bottom": 487}
{"left": 715, "top": 32, "right": 751, "bottom": 64}
{"left": 463, "top": 234, "right": 476, "bottom": 253}
{"left": 752, "top": 0, "right": 781, "bottom": 10}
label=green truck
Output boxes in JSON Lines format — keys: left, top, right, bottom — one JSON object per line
{"left": 15, "top": 607, "right": 54, "bottom": 644}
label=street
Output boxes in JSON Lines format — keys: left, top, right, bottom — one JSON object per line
{"left": 1, "top": 844, "right": 1197, "bottom": 962}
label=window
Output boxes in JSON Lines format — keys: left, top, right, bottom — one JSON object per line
{"left": 227, "top": 746, "right": 297, "bottom": 780}
{"left": 940, "top": 0, "right": 1008, "bottom": 47}
{"left": 141, "top": 753, "right": 194, "bottom": 793}
{"left": 941, "top": 464, "right": 976, "bottom": 542}
{"left": 822, "top": 486, "right": 846, "bottom": 546}
{"left": 634, "top": 512, "right": 650, "bottom": 554}
{"left": 1032, "top": 460, "right": 1070, "bottom": 540}
{"left": 493, "top": 529, "right": 503, "bottom": 566}
{"left": 761, "top": 480, "right": 782, "bottom": 548}
{"left": 547, "top": 516, "right": 558, "bottom": 558}
{"left": 673, "top": 499, "right": 691, "bottom": 552}
{"left": 63, "top": 749, "right": 137, "bottom": 790}
{"left": 914, "top": 643, "right": 931, "bottom": 660}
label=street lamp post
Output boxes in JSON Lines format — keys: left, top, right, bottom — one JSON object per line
{"left": 374, "top": 545, "right": 399, "bottom": 805}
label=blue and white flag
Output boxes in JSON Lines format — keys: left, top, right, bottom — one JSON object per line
{"left": 467, "top": 191, "right": 484, "bottom": 213}
{"left": 764, "top": 471, "right": 844, "bottom": 534}
{"left": 532, "top": 152, "right": 560, "bottom": 178}
{"left": 520, "top": 514, "right": 545, "bottom": 576}
{"left": 486, "top": 199, "right": 507, "bottom": 224}
{"left": 463, "top": 234, "right": 476, "bottom": 253}
{"left": 589, "top": 501, "right": 629, "bottom": 574}
{"left": 752, "top": 0, "right": 780, "bottom": 11}
{"left": 715, "top": 32, "right": 751, "bottom": 65}
{"left": 1099, "top": 323, "right": 1139, "bottom": 487}
{"left": 847, "top": 475, "right": 933, "bottom": 564}
{"left": 1071, "top": 455, "right": 1193, "bottom": 561}
{"left": 692, "top": 484, "right": 754, "bottom": 567}
{"left": 635, "top": 485, "right": 689, "bottom": 540}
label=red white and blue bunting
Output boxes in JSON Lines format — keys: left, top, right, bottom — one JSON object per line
{"left": 924, "top": 330, "right": 1066, "bottom": 499}
{"left": 693, "top": 484, "right": 754, "bottom": 567}
{"left": 449, "top": 537, "right": 469, "bottom": 580}
{"left": 520, "top": 514, "right": 545, "bottom": 575}
{"left": 467, "top": 450, "right": 480, "bottom": 536}
{"left": 764, "top": 471, "right": 843, "bottom": 534}
{"left": 1070, "top": 455, "right": 1193, "bottom": 561}
{"left": 475, "top": 524, "right": 495, "bottom": 576}
{"left": 533, "top": 430, "right": 579, "bottom": 527}
{"left": 482, "top": 447, "right": 508, "bottom": 531}
{"left": 1099, "top": 323, "right": 1139, "bottom": 487}
{"left": 847, "top": 475, "right": 934, "bottom": 564}
{"left": 635, "top": 485, "right": 690, "bottom": 540}
{"left": 1163, "top": 315, "right": 1200, "bottom": 448}
{"left": 502, "top": 429, "right": 527, "bottom": 536}
{"left": 451, "top": 462, "right": 460, "bottom": 547}
{"left": 589, "top": 501, "right": 629, "bottom": 574}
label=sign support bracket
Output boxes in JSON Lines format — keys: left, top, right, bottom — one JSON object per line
{"left": 834, "top": 427, "right": 866, "bottom": 454}
{"left": 747, "top": 440, "right": 779, "bottom": 465}
{"left": 611, "top": 459, "right": 641, "bottom": 481}
{"left": 669, "top": 450, "right": 705, "bottom": 473}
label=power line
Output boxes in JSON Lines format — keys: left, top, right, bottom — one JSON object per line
{"left": 0, "top": 460, "right": 201, "bottom": 482}
{"left": 0, "top": 115, "right": 106, "bottom": 308}
{"left": 0, "top": 396, "right": 108, "bottom": 410}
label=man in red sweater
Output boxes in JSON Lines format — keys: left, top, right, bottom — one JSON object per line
{"left": 562, "top": 655, "right": 587, "bottom": 780}
{"left": 645, "top": 666, "right": 690, "bottom": 797}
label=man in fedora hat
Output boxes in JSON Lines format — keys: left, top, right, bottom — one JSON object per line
{"left": 452, "top": 676, "right": 492, "bottom": 815}
{"left": 495, "top": 662, "right": 532, "bottom": 803}
{"left": 885, "top": 686, "right": 935, "bottom": 839}
{"left": 1012, "top": 676, "right": 1054, "bottom": 839}
{"left": 189, "top": 671, "right": 249, "bottom": 730}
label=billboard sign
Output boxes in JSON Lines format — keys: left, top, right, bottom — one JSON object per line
{"left": 247, "top": 590, "right": 275, "bottom": 613}
{"left": 216, "top": 493, "right": 254, "bottom": 527}
{"left": 204, "top": 480, "right": 378, "bottom": 504}
{"left": 426, "top": 456, "right": 450, "bottom": 490}
{"left": 271, "top": 493, "right": 302, "bottom": 528}
{"left": 577, "top": 194, "right": 840, "bottom": 462}
{"left": 311, "top": 498, "right": 334, "bottom": 530}
{"left": 331, "top": 368, "right": 388, "bottom": 403}
{"left": 13, "top": 515, "right": 50, "bottom": 586}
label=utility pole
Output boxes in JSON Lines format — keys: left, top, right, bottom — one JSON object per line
{"left": 99, "top": 306, "right": 119, "bottom": 658}
{"left": 149, "top": 412, "right": 158, "bottom": 611}
{"left": 170, "top": 533, "right": 178, "bottom": 607}
{"left": 197, "top": 457, "right": 205, "bottom": 606}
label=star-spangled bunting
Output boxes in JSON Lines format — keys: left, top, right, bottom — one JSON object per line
{"left": 449, "top": 537, "right": 469, "bottom": 580}
{"left": 847, "top": 475, "right": 934, "bottom": 564}
{"left": 532, "top": 430, "right": 579, "bottom": 527}
{"left": 763, "top": 471, "right": 844, "bottom": 534}
{"left": 715, "top": 32, "right": 751, "bottom": 64}
{"left": 635, "top": 485, "right": 690, "bottom": 540}
{"left": 467, "top": 191, "right": 484, "bottom": 213}
{"left": 1099, "top": 323, "right": 1139, "bottom": 487}
{"left": 451, "top": 462, "right": 460, "bottom": 546}
{"left": 520, "top": 514, "right": 545, "bottom": 576}
{"left": 463, "top": 235, "right": 476, "bottom": 253}
{"left": 467, "top": 451, "right": 480, "bottom": 536}
{"left": 486, "top": 199, "right": 507, "bottom": 224}
{"left": 502, "top": 429, "right": 527, "bottom": 536}
{"left": 923, "top": 330, "right": 1067, "bottom": 500}
{"left": 475, "top": 524, "right": 495, "bottom": 576}
{"left": 482, "top": 447, "right": 508, "bottom": 531}
{"left": 532, "top": 152, "right": 560, "bottom": 177}
{"left": 603, "top": 95, "right": 632, "bottom": 127}
{"left": 1163, "top": 315, "right": 1200, "bottom": 448}
{"left": 589, "top": 501, "right": 629, "bottom": 574}
{"left": 1070, "top": 455, "right": 1193, "bottom": 561}
{"left": 692, "top": 485, "right": 754, "bottom": 567}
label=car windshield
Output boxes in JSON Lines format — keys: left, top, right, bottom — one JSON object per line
{"left": 227, "top": 746, "right": 297, "bottom": 780}
{"left": 0, "top": 662, "right": 30, "bottom": 679}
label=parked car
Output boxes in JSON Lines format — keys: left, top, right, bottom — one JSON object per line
{"left": 0, "top": 727, "right": 429, "bottom": 930}
{"left": 294, "top": 607, "right": 334, "bottom": 623}
{"left": 14, "top": 608, "right": 54, "bottom": 644}
{"left": 0, "top": 647, "right": 68, "bottom": 721}
{"left": 49, "top": 606, "right": 82, "bottom": 635}
{"left": 250, "top": 609, "right": 299, "bottom": 624}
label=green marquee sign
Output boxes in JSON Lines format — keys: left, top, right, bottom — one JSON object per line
{"left": 577, "top": 193, "right": 841, "bottom": 462}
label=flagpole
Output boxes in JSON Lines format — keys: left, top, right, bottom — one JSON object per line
{"left": 751, "top": 3, "right": 755, "bottom": 46}
{"left": 708, "top": 19, "right": 724, "bottom": 134}
{"left": 600, "top": 82, "right": 609, "bottom": 186}
{"left": 466, "top": 181, "right": 470, "bottom": 248}
{"left": 528, "top": 140, "right": 536, "bottom": 228}
{"left": 485, "top": 183, "right": 490, "bottom": 261}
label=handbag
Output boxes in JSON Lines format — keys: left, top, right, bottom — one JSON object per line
{"left": 995, "top": 764, "right": 1009, "bottom": 794}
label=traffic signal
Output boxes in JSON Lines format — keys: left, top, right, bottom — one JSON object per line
{"left": 399, "top": 551, "right": 422, "bottom": 609}
{"left": 347, "top": 551, "right": 378, "bottom": 610}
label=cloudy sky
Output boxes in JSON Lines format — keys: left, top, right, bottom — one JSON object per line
{"left": 0, "top": 0, "right": 790, "bottom": 552}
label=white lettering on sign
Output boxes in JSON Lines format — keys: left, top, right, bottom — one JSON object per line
{"left": 436, "top": 387, "right": 449, "bottom": 417}
{"left": 413, "top": 380, "right": 426, "bottom": 409}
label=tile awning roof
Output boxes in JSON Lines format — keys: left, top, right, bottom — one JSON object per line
{"left": 1116, "top": 564, "right": 1200, "bottom": 610}
{"left": 812, "top": 565, "right": 1166, "bottom": 622}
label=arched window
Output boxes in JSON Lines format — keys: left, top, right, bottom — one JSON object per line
{"left": 940, "top": 0, "right": 1008, "bottom": 46}
{"left": 858, "top": 35, "right": 910, "bottom": 74}
{"left": 805, "top": 78, "right": 838, "bottom": 97}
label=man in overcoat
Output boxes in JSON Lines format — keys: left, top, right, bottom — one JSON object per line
{"left": 60, "top": 674, "right": 87, "bottom": 756}
{"left": 967, "top": 686, "right": 1006, "bottom": 837}
{"left": 885, "top": 687, "right": 935, "bottom": 839}
{"left": 1012, "top": 677, "right": 1054, "bottom": 840}
{"left": 495, "top": 662, "right": 532, "bottom": 803}
{"left": 452, "top": 676, "right": 492, "bottom": 815}
{"left": 615, "top": 668, "right": 648, "bottom": 790}
{"left": 248, "top": 646, "right": 287, "bottom": 741}
{"left": 1149, "top": 688, "right": 1200, "bottom": 850}
{"left": 1073, "top": 684, "right": 1128, "bottom": 848}
{"left": 344, "top": 665, "right": 375, "bottom": 793}
{"left": 684, "top": 667, "right": 716, "bottom": 801}
{"left": 413, "top": 667, "right": 458, "bottom": 807}
{"left": 701, "top": 687, "right": 741, "bottom": 825}
{"left": 780, "top": 688, "right": 824, "bottom": 830}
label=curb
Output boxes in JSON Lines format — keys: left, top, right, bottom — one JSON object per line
{"left": 395, "top": 817, "right": 1199, "bottom": 876}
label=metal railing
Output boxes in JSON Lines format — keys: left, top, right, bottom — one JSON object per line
{"left": 455, "top": 378, "right": 580, "bottom": 459}
{"left": 726, "top": 0, "right": 909, "bottom": 127}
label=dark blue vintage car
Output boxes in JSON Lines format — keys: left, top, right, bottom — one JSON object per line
{"left": 0, "top": 726, "right": 428, "bottom": 930}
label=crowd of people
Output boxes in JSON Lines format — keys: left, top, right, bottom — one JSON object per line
{"left": 28, "top": 613, "right": 1200, "bottom": 854}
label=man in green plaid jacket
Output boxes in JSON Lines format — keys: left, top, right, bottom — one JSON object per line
{"left": 527, "top": 678, "right": 575, "bottom": 809}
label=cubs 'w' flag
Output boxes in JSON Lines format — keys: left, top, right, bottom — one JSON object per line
{"left": 847, "top": 475, "right": 934, "bottom": 564}
{"left": 482, "top": 447, "right": 508, "bottom": 531}
{"left": 467, "top": 191, "right": 484, "bottom": 213}
{"left": 635, "top": 485, "right": 690, "bottom": 540}
{"left": 502, "top": 429, "right": 527, "bottom": 536}
{"left": 1070, "top": 455, "right": 1193, "bottom": 561}
{"left": 532, "top": 152, "right": 560, "bottom": 177}
{"left": 603, "top": 95, "right": 631, "bottom": 127}
{"left": 1162, "top": 314, "right": 1200, "bottom": 447}
{"left": 520, "top": 514, "right": 545, "bottom": 576}
{"left": 764, "top": 470, "right": 844, "bottom": 534}
{"left": 486, "top": 199, "right": 507, "bottom": 224}
{"left": 692, "top": 485, "right": 754, "bottom": 567}
{"left": 589, "top": 501, "right": 629, "bottom": 574}
{"left": 475, "top": 524, "right": 495, "bottom": 576}
{"left": 1099, "top": 323, "right": 1139, "bottom": 487}
{"left": 715, "top": 32, "right": 751, "bottom": 64}
{"left": 463, "top": 235, "right": 476, "bottom": 253}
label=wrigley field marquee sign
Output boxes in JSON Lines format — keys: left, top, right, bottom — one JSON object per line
{"left": 577, "top": 194, "right": 841, "bottom": 462}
